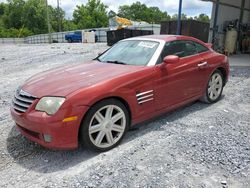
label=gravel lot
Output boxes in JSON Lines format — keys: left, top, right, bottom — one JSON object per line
{"left": 0, "top": 43, "right": 249, "bottom": 188}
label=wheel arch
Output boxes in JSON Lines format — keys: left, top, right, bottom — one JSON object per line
{"left": 77, "top": 96, "right": 132, "bottom": 141}
{"left": 216, "top": 66, "right": 227, "bottom": 86}
{"left": 202, "top": 66, "right": 227, "bottom": 93}
{"left": 200, "top": 66, "right": 226, "bottom": 103}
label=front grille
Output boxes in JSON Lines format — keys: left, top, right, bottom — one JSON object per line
{"left": 12, "top": 89, "right": 37, "bottom": 113}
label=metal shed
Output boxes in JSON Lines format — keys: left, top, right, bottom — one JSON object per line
{"left": 202, "top": 0, "right": 250, "bottom": 54}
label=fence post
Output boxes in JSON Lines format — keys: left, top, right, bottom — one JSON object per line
{"left": 98, "top": 30, "right": 101, "bottom": 43}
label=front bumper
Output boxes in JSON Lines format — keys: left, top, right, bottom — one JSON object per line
{"left": 10, "top": 105, "right": 89, "bottom": 150}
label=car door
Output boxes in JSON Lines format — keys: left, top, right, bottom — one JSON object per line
{"left": 193, "top": 41, "right": 213, "bottom": 82}
{"left": 154, "top": 40, "right": 207, "bottom": 111}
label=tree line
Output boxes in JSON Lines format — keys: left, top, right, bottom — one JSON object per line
{"left": 0, "top": 0, "right": 210, "bottom": 38}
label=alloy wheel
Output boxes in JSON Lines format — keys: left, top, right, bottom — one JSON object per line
{"left": 88, "top": 105, "right": 126, "bottom": 149}
{"left": 208, "top": 72, "right": 223, "bottom": 101}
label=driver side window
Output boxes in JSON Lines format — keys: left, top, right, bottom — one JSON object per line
{"left": 157, "top": 40, "right": 198, "bottom": 64}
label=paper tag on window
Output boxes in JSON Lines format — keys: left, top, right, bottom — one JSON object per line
{"left": 138, "top": 41, "right": 157, "bottom": 48}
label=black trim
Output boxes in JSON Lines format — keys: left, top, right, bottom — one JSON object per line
{"left": 156, "top": 40, "right": 209, "bottom": 64}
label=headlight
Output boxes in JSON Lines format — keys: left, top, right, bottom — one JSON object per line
{"left": 35, "top": 97, "right": 65, "bottom": 115}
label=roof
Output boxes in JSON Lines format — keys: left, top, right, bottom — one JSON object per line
{"left": 135, "top": 35, "right": 206, "bottom": 44}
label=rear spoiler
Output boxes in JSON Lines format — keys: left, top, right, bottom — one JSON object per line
{"left": 205, "top": 43, "right": 213, "bottom": 48}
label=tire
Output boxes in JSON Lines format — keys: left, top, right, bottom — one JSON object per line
{"left": 201, "top": 70, "right": 224, "bottom": 103}
{"left": 80, "top": 99, "right": 129, "bottom": 151}
{"left": 68, "top": 39, "right": 72, "bottom": 43}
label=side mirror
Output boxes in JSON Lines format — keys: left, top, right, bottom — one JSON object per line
{"left": 163, "top": 55, "right": 179, "bottom": 64}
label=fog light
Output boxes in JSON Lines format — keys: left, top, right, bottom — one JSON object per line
{"left": 43, "top": 134, "right": 52, "bottom": 143}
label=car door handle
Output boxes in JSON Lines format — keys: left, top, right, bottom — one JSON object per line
{"left": 198, "top": 61, "right": 208, "bottom": 67}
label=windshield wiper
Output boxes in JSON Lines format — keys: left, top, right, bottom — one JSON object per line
{"left": 106, "top": 60, "right": 126, "bottom": 65}
{"left": 94, "top": 57, "right": 101, "bottom": 62}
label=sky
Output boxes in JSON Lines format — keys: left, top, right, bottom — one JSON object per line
{"left": 0, "top": 0, "right": 213, "bottom": 19}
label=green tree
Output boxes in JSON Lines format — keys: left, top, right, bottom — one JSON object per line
{"left": 73, "top": 0, "right": 108, "bottom": 29}
{"left": 0, "top": 3, "right": 6, "bottom": 27}
{"left": 0, "top": 3, "right": 6, "bottom": 16}
{"left": 118, "top": 2, "right": 147, "bottom": 21}
{"left": 0, "top": 0, "right": 67, "bottom": 36}
{"left": 49, "top": 5, "right": 65, "bottom": 32}
{"left": 0, "top": 1, "right": 33, "bottom": 38}
{"left": 171, "top": 13, "right": 188, "bottom": 20}
{"left": 23, "top": 0, "right": 66, "bottom": 34}
{"left": 147, "top": 7, "right": 171, "bottom": 23}
{"left": 118, "top": 1, "right": 170, "bottom": 23}
{"left": 2, "top": 0, "right": 25, "bottom": 29}
{"left": 194, "top": 13, "right": 210, "bottom": 23}
{"left": 22, "top": 0, "right": 47, "bottom": 34}
{"left": 62, "top": 19, "right": 78, "bottom": 31}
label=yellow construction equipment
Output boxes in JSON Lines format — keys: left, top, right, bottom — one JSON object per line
{"left": 108, "top": 12, "right": 148, "bottom": 30}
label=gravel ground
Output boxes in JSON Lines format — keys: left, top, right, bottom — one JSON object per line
{"left": 0, "top": 43, "right": 249, "bottom": 188}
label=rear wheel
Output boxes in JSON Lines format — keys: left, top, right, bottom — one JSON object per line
{"left": 201, "top": 70, "right": 224, "bottom": 103}
{"left": 80, "top": 99, "right": 129, "bottom": 151}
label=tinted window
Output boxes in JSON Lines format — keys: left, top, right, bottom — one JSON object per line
{"left": 158, "top": 40, "right": 197, "bottom": 63}
{"left": 74, "top": 31, "right": 81, "bottom": 35}
{"left": 194, "top": 42, "right": 209, "bottom": 53}
{"left": 184, "top": 42, "right": 197, "bottom": 56}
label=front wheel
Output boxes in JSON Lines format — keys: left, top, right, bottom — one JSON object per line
{"left": 201, "top": 70, "right": 224, "bottom": 103}
{"left": 80, "top": 99, "right": 129, "bottom": 151}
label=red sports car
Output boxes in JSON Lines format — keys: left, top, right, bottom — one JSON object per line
{"left": 11, "top": 35, "right": 229, "bottom": 151}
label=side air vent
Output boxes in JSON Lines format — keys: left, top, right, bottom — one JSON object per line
{"left": 136, "top": 90, "right": 154, "bottom": 104}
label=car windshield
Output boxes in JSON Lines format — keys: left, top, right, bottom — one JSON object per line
{"left": 98, "top": 40, "right": 159, "bottom": 66}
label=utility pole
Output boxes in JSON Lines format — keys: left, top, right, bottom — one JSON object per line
{"left": 212, "top": 0, "right": 219, "bottom": 42}
{"left": 177, "top": 0, "right": 183, "bottom": 35}
{"left": 46, "top": 0, "right": 52, "bottom": 43}
{"left": 57, "top": 0, "right": 62, "bottom": 32}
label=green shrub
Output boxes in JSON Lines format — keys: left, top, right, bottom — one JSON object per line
{"left": 0, "top": 27, "right": 33, "bottom": 37}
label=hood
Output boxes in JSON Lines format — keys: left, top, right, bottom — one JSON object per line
{"left": 22, "top": 61, "right": 145, "bottom": 98}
